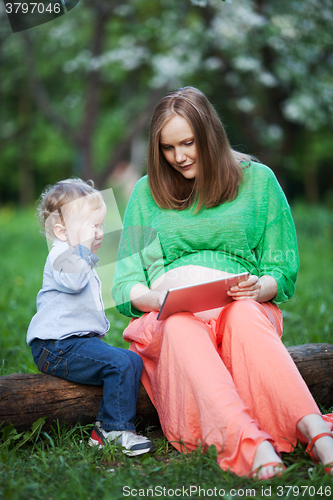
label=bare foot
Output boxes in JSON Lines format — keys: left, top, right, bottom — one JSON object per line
{"left": 297, "top": 414, "right": 333, "bottom": 474}
{"left": 251, "top": 441, "right": 284, "bottom": 480}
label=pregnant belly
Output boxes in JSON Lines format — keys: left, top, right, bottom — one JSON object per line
{"left": 150, "top": 265, "right": 236, "bottom": 322}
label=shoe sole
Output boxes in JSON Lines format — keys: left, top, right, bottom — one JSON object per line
{"left": 89, "top": 438, "right": 154, "bottom": 456}
{"left": 122, "top": 446, "right": 154, "bottom": 456}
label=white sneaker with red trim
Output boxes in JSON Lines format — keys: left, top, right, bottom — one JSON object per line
{"left": 88, "top": 422, "right": 154, "bottom": 456}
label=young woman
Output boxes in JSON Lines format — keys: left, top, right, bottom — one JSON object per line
{"left": 112, "top": 87, "right": 333, "bottom": 479}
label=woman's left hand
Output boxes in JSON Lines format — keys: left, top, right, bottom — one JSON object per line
{"left": 227, "top": 275, "right": 261, "bottom": 301}
{"left": 227, "top": 274, "right": 278, "bottom": 302}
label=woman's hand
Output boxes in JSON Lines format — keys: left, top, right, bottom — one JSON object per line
{"left": 130, "top": 284, "right": 168, "bottom": 313}
{"left": 157, "top": 289, "right": 168, "bottom": 308}
{"left": 227, "top": 275, "right": 278, "bottom": 303}
{"left": 227, "top": 275, "right": 261, "bottom": 301}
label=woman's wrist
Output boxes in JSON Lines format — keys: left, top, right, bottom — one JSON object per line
{"left": 130, "top": 284, "right": 166, "bottom": 312}
{"left": 257, "top": 275, "right": 278, "bottom": 303}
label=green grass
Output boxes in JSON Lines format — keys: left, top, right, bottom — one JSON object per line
{"left": 280, "top": 204, "right": 333, "bottom": 347}
{"left": 0, "top": 203, "right": 333, "bottom": 499}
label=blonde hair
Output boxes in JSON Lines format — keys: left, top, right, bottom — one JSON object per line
{"left": 148, "top": 86, "right": 252, "bottom": 211}
{"left": 37, "top": 178, "right": 103, "bottom": 239}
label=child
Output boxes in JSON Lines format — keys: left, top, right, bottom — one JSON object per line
{"left": 27, "top": 178, "right": 154, "bottom": 456}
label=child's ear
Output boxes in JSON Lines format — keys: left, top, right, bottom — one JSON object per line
{"left": 53, "top": 223, "right": 67, "bottom": 242}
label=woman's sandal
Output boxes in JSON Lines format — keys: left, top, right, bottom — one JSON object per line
{"left": 306, "top": 432, "right": 333, "bottom": 474}
{"left": 249, "top": 462, "right": 286, "bottom": 480}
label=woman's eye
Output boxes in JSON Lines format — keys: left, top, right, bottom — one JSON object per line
{"left": 185, "top": 140, "right": 194, "bottom": 146}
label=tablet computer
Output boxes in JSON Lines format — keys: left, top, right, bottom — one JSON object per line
{"left": 157, "top": 272, "right": 250, "bottom": 320}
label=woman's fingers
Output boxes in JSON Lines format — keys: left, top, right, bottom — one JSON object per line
{"left": 228, "top": 275, "right": 259, "bottom": 292}
{"left": 238, "top": 275, "right": 259, "bottom": 287}
{"left": 227, "top": 275, "right": 261, "bottom": 300}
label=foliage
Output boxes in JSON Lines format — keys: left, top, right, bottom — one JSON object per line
{"left": 0, "top": 0, "right": 333, "bottom": 204}
{"left": 0, "top": 417, "right": 46, "bottom": 452}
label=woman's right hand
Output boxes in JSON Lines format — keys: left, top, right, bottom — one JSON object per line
{"left": 130, "top": 284, "right": 168, "bottom": 313}
{"left": 157, "top": 289, "right": 168, "bottom": 308}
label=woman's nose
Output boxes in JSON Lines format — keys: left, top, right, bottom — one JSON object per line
{"left": 175, "top": 148, "right": 186, "bottom": 164}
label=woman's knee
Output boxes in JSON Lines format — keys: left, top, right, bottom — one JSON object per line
{"left": 223, "top": 299, "right": 262, "bottom": 322}
{"left": 218, "top": 299, "right": 280, "bottom": 348}
{"left": 217, "top": 300, "right": 263, "bottom": 342}
{"left": 162, "top": 313, "right": 206, "bottom": 342}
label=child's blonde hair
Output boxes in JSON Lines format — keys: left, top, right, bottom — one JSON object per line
{"left": 37, "top": 178, "right": 103, "bottom": 239}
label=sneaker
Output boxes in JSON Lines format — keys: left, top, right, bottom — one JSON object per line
{"left": 89, "top": 423, "right": 154, "bottom": 456}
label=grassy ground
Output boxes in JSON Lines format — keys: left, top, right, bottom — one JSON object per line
{"left": 0, "top": 204, "right": 332, "bottom": 499}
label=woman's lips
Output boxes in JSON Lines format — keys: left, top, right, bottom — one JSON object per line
{"left": 179, "top": 163, "right": 194, "bottom": 170}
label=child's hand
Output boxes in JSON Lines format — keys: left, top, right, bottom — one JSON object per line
{"left": 65, "top": 216, "right": 95, "bottom": 251}
{"left": 77, "top": 223, "right": 96, "bottom": 251}
{"left": 61, "top": 201, "right": 105, "bottom": 253}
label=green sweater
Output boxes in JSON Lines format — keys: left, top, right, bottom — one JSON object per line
{"left": 112, "top": 162, "right": 299, "bottom": 318}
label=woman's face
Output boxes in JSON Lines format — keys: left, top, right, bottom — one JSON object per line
{"left": 160, "top": 115, "right": 198, "bottom": 179}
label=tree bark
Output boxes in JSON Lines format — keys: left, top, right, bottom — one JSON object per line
{"left": 0, "top": 344, "right": 332, "bottom": 433}
{"left": 287, "top": 343, "right": 333, "bottom": 409}
{"left": 0, "top": 376, "right": 160, "bottom": 433}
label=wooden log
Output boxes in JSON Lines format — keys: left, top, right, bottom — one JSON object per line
{"left": 0, "top": 375, "right": 160, "bottom": 433}
{"left": 287, "top": 343, "right": 333, "bottom": 409}
{"left": 0, "top": 343, "right": 332, "bottom": 433}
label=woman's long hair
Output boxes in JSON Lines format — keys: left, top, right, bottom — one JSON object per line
{"left": 148, "top": 86, "right": 251, "bottom": 211}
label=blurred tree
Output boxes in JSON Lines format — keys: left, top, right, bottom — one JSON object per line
{"left": 0, "top": 0, "right": 332, "bottom": 204}
{"left": 201, "top": 0, "right": 333, "bottom": 199}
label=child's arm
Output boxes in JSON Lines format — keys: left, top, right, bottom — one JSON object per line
{"left": 51, "top": 244, "right": 99, "bottom": 294}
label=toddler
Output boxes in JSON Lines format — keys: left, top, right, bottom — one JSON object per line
{"left": 27, "top": 178, "right": 154, "bottom": 456}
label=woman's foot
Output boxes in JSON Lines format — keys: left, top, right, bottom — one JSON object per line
{"left": 297, "top": 414, "right": 333, "bottom": 475}
{"left": 250, "top": 440, "right": 285, "bottom": 480}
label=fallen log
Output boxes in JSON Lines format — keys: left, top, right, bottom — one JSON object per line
{"left": 286, "top": 343, "right": 333, "bottom": 409}
{"left": 0, "top": 375, "right": 160, "bottom": 433}
{"left": 0, "top": 343, "right": 332, "bottom": 433}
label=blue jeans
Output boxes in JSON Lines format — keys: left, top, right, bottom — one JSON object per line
{"left": 30, "top": 336, "right": 143, "bottom": 432}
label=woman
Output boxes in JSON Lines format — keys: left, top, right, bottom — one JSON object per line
{"left": 112, "top": 87, "right": 333, "bottom": 479}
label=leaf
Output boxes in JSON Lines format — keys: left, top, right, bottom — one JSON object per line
{"left": 2, "top": 423, "right": 17, "bottom": 441}
{"left": 12, "top": 417, "right": 46, "bottom": 452}
{"left": 207, "top": 444, "right": 218, "bottom": 460}
{"left": 0, "top": 423, "right": 23, "bottom": 448}
{"left": 140, "top": 453, "right": 153, "bottom": 464}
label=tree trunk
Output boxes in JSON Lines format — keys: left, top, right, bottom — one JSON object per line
{"left": 0, "top": 344, "right": 332, "bottom": 433}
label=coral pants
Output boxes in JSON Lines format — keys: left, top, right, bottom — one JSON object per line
{"left": 123, "top": 299, "right": 322, "bottom": 476}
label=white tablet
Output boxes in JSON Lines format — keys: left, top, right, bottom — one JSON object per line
{"left": 157, "top": 272, "right": 250, "bottom": 320}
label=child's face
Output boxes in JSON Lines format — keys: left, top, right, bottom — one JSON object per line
{"left": 60, "top": 199, "right": 107, "bottom": 253}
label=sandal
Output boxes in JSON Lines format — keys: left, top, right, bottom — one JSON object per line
{"left": 306, "top": 432, "right": 333, "bottom": 474}
{"left": 249, "top": 462, "right": 286, "bottom": 480}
